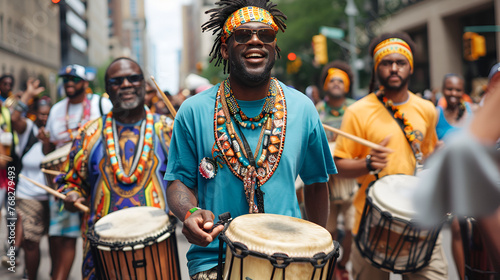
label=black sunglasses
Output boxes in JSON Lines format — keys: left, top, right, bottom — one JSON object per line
{"left": 108, "top": 74, "right": 144, "bottom": 86}
{"left": 62, "top": 76, "right": 83, "bottom": 83}
{"left": 233, "top": 28, "right": 276, "bottom": 44}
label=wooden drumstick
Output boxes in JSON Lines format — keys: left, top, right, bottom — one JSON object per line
{"left": 0, "top": 154, "right": 12, "bottom": 161}
{"left": 19, "top": 174, "right": 90, "bottom": 213}
{"left": 41, "top": 168, "right": 64, "bottom": 176}
{"left": 150, "top": 76, "right": 177, "bottom": 118}
{"left": 322, "top": 124, "right": 392, "bottom": 152}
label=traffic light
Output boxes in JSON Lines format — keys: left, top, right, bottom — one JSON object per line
{"left": 312, "top": 34, "right": 328, "bottom": 65}
{"left": 463, "top": 32, "right": 486, "bottom": 61}
{"left": 286, "top": 52, "right": 302, "bottom": 74}
{"left": 51, "top": 0, "right": 61, "bottom": 3}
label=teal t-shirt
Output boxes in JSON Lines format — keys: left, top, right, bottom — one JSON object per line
{"left": 164, "top": 81, "right": 337, "bottom": 275}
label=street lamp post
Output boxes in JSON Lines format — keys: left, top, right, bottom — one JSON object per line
{"left": 345, "top": 0, "right": 359, "bottom": 96}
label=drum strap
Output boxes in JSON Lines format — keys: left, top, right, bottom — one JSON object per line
{"left": 376, "top": 91, "right": 424, "bottom": 174}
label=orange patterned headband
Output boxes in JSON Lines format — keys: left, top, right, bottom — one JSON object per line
{"left": 324, "top": 68, "right": 350, "bottom": 92}
{"left": 222, "top": 6, "right": 278, "bottom": 43}
{"left": 373, "top": 38, "right": 413, "bottom": 70}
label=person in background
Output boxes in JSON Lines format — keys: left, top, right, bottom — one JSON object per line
{"left": 434, "top": 73, "right": 476, "bottom": 279}
{"left": 0, "top": 77, "right": 45, "bottom": 268}
{"left": 44, "top": 64, "right": 112, "bottom": 280}
{"left": 436, "top": 74, "right": 475, "bottom": 142}
{"left": 316, "top": 60, "right": 357, "bottom": 280}
{"left": 414, "top": 62, "right": 500, "bottom": 278}
{"left": 0, "top": 74, "right": 14, "bottom": 102}
{"left": 316, "top": 60, "right": 356, "bottom": 141}
{"left": 16, "top": 97, "right": 52, "bottom": 280}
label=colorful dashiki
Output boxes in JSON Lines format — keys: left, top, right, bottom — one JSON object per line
{"left": 60, "top": 109, "right": 173, "bottom": 280}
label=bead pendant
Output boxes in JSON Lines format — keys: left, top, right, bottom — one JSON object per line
{"left": 199, "top": 157, "right": 218, "bottom": 179}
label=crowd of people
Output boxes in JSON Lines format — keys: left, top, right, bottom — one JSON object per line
{"left": 0, "top": 0, "right": 499, "bottom": 280}
{"left": 0, "top": 60, "right": 185, "bottom": 279}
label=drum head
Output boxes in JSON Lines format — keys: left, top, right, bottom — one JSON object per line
{"left": 370, "top": 175, "right": 418, "bottom": 220}
{"left": 94, "top": 206, "right": 170, "bottom": 244}
{"left": 224, "top": 214, "right": 334, "bottom": 258}
{"left": 41, "top": 143, "right": 72, "bottom": 166}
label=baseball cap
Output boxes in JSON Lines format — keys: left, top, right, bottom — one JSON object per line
{"left": 58, "top": 64, "right": 87, "bottom": 81}
{"left": 488, "top": 62, "right": 500, "bottom": 81}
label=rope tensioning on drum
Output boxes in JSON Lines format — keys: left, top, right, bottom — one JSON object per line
{"left": 355, "top": 182, "right": 444, "bottom": 274}
{"left": 215, "top": 212, "right": 340, "bottom": 280}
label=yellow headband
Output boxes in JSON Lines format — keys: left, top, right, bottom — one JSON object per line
{"left": 373, "top": 38, "right": 413, "bottom": 71}
{"left": 323, "top": 68, "right": 350, "bottom": 92}
{"left": 222, "top": 6, "right": 278, "bottom": 43}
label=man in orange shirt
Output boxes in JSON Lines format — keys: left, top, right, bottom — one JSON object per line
{"left": 334, "top": 32, "right": 447, "bottom": 280}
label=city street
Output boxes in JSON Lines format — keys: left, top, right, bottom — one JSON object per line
{"left": 0, "top": 209, "right": 458, "bottom": 280}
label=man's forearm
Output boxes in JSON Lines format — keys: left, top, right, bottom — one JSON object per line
{"left": 334, "top": 157, "right": 369, "bottom": 178}
{"left": 167, "top": 179, "right": 198, "bottom": 222}
{"left": 304, "top": 182, "right": 329, "bottom": 227}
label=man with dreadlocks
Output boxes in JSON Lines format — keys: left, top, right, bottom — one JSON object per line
{"left": 334, "top": 32, "right": 447, "bottom": 279}
{"left": 165, "top": 0, "right": 336, "bottom": 278}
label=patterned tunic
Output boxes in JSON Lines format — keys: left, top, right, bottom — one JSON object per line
{"left": 61, "top": 113, "right": 173, "bottom": 280}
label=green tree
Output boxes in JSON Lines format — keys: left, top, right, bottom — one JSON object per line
{"left": 198, "top": 0, "right": 369, "bottom": 94}
{"left": 274, "top": 0, "right": 353, "bottom": 92}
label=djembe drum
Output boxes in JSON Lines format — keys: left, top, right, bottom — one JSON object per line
{"left": 355, "top": 175, "right": 443, "bottom": 273}
{"left": 328, "top": 142, "right": 358, "bottom": 202}
{"left": 87, "top": 206, "right": 181, "bottom": 280}
{"left": 219, "top": 213, "right": 340, "bottom": 280}
{"left": 40, "top": 143, "right": 72, "bottom": 188}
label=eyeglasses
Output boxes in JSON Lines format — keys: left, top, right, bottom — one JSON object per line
{"left": 107, "top": 74, "right": 144, "bottom": 86}
{"left": 62, "top": 76, "right": 83, "bottom": 83}
{"left": 233, "top": 28, "right": 276, "bottom": 44}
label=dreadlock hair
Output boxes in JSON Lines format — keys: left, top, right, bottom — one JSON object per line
{"left": 320, "top": 60, "right": 353, "bottom": 94}
{"left": 442, "top": 73, "right": 466, "bottom": 120}
{"left": 368, "top": 32, "right": 416, "bottom": 93}
{"left": 202, "top": 0, "right": 287, "bottom": 74}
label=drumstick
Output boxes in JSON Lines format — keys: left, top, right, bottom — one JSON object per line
{"left": 322, "top": 124, "right": 392, "bottom": 152}
{"left": 0, "top": 154, "right": 12, "bottom": 161}
{"left": 41, "top": 168, "right": 64, "bottom": 176}
{"left": 150, "top": 76, "right": 177, "bottom": 118}
{"left": 19, "top": 174, "right": 90, "bottom": 213}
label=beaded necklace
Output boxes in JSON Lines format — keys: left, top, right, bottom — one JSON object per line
{"left": 66, "top": 95, "right": 91, "bottom": 140}
{"left": 328, "top": 104, "right": 346, "bottom": 117}
{"left": 209, "top": 78, "right": 287, "bottom": 213}
{"left": 104, "top": 108, "right": 154, "bottom": 184}
{"left": 224, "top": 79, "right": 277, "bottom": 129}
{"left": 377, "top": 90, "right": 424, "bottom": 171}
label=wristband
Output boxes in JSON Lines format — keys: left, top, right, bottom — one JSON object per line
{"left": 365, "top": 154, "right": 376, "bottom": 172}
{"left": 17, "top": 99, "right": 29, "bottom": 112}
{"left": 184, "top": 207, "right": 201, "bottom": 221}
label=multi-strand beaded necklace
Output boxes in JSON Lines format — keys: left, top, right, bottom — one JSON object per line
{"left": 104, "top": 108, "right": 154, "bottom": 184}
{"left": 207, "top": 78, "right": 287, "bottom": 213}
